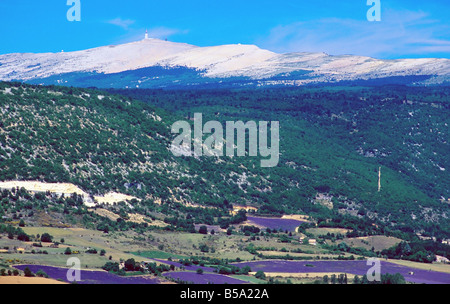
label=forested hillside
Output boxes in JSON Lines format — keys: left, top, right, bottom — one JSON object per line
{"left": 110, "top": 85, "right": 450, "bottom": 238}
{"left": 0, "top": 82, "right": 448, "bottom": 240}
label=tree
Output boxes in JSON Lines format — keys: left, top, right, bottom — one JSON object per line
{"left": 17, "top": 232, "right": 30, "bottom": 242}
{"left": 255, "top": 271, "right": 266, "bottom": 280}
{"left": 338, "top": 242, "right": 350, "bottom": 252}
{"left": 40, "top": 233, "right": 53, "bottom": 243}
{"left": 239, "top": 266, "right": 251, "bottom": 275}
{"left": 199, "top": 225, "right": 208, "bottom": 234}
{"left": 124, "top": 258, "right": 138, "bottom": 271}
{"left": 196, "top": 268, "right": 204, "bottom": 275}
{"left": 330, "top": 274, "right": 337, "bottom": 284}
{"left": 199, "top": 243, "right": 209, "bottom": 253}
{"left": 64, "top": 247, "right": 72, "bottom": 255}
{"left": 381, "top": 273, "right": 406, "bottom": 284}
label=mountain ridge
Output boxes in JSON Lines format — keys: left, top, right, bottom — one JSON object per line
{"left": 1, "top": 38, "right": 449, "bottom": 88}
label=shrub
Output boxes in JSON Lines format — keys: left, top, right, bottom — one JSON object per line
{"left": 218, "top": 267, "right": 232, "bottom": 275}
{"left": 35, "top": 269, "right": 49, "bottom": 278}
{"left": 23, "top": 267, "right": 34, "bottom": 277}
{"left": 102, "top": 262, "right": 120, "bottom": 273}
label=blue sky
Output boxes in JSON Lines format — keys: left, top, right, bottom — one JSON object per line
{"left": 0, "top": 0, "right": 449, "bottom": 58}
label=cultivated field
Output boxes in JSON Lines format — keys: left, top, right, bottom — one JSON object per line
{"left": 1, "top": 225, "right": 449, "bottom": 285}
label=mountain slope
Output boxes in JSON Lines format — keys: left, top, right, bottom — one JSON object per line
{"left": 1, "top": 38, "right": 449, "bottom": 88}
{"left": 0, "top": 82, "right": 448, "bottom": 238}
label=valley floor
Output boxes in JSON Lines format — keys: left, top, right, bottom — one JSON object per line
{"left": 1, "top": 226, "right": 449, "bottom": 284}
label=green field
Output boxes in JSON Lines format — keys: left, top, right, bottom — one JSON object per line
{"left": 132, "top": 250, "right": 189, "bottom": 260}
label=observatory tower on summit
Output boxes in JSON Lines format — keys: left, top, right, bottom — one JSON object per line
{"left": 144, "top": 29, "right": 149, "bottom": 40}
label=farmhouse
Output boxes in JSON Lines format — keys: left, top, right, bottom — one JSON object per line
{"left": 308, "top": 239, "right": 317, "bottom": 246}
{"left": 140, "top": 261, "right": 154, "bottom": 268}
{"left": 435, "top": 255, "right": 450, "bottom": 264}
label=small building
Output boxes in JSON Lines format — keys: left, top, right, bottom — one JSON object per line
{"left": 308, "top": 239, "right": 317, "bottom": 246}
{"left": 140, "top": 261, "right": 154, "bottom": 268}
{"left": 436, "top": 255, "right": 450, "bottom": 264}
{"left": 16, "top": 247, "right": 25, "bottom": 253}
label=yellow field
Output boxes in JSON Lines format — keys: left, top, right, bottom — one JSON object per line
{"left": 281, "top": 214, "right": 311, "bottom": 222}
{"left": 0, "top": 276, "right": 68, "bottom": 284}
{"left": 387, "top": 258, "right": 450, "bottom": 274}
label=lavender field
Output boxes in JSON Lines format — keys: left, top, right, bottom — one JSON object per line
{"left": 163, "top": 271, "right": 251, "bottom": 284}
{"left": 246, "top": 216, "right": 306, "bottom": 232}
{"left": 231, "top": 260, "right": 450, "bottom": 284}
{"left": 12, "top": 260, "right": 450, "bottom": 284}
{"left": 13, "top": 265, "right": 161, "bottom": 284}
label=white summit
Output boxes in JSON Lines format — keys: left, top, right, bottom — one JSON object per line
{"left": 0, "top": 32, "right": 449, "bottom": 85}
